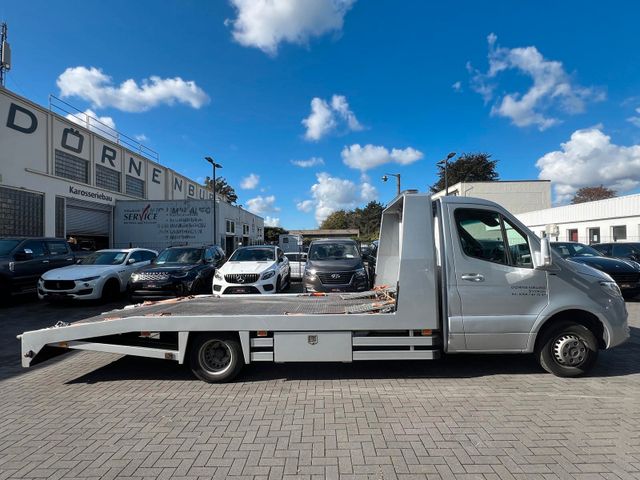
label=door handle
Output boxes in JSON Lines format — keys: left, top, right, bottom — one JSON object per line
{"left": 461, "top": 273, "right": 484, "bottom": 282}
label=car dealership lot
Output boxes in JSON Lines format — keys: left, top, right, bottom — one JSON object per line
{"left": 0, "top": 297, "right": 639, "bottom": 479}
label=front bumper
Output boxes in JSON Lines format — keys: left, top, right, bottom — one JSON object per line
{"left": 129, "top": 278, "right": 197, "bottom": 300}
{"left": 303, "top": 272, "right": 368, "bottom": 293}
{"left": 38, "top": 279, "right": 100, "bottom": 300}
{"left": 213, "top": 276, "right": 277, "bottom": 295}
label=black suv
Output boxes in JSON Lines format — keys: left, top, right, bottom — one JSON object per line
{"left": 592, "top": 242, "right": 640, "bottom": 262}
{"left": 302, "top": 239, "right": 369, "bottom": 293}
{"left": 0, "top": 238, "right": 75, "bottom": 300}
{"left": 128, "top": 245, "right": 226, "bottom": 300}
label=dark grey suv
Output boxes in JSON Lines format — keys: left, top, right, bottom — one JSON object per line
{"left": 302, "top": 239, "right": 369, "bottom": 293}
{"left": 0, "top": 238, "right": 76, "bottom": 300}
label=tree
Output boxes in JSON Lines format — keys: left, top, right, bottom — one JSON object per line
{"left": 319, "top": 201, "right": 384, "bottom": 241}
{"left": 571, "top": 185, "right": 616, "bottom": 204}
{"left": 430, "top": 152, "right": 499, "bottom": 193}
{"left": 264, "top": 226, "right": 288, "bottom": 243}
{"left": 320, "top": 210, "right": 350, "bottom": 230}
{"left": 203, "top": 176, "right": 238, "bottom": 204}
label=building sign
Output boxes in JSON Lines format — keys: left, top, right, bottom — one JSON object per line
{"left": 68, "top": 185, "right": 114, "bottom": 203}
{"left": 114, "top": 200, "right": 214, "bottom": 248}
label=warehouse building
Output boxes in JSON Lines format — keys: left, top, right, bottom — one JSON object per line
{"left": 0, "top": 87, "right": 263, "bottom": 251}
{"left": 517, "top": 193, "right": 640, "bottom": 244}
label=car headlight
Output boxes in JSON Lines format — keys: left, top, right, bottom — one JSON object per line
{"left": 214, "top": 270, "right": 223, "bottom": 280}
{"left": 171, "top": 271, "right": 189, "bottom": 279}
{"left": 79, "top": 276, "right": 100, "bottom": 282}
{"left": 262, "top": 270, "right": 276, "bottom": 280}
{"left": 600, "top": 281, "right": 622, "bottom": 297}
{"left": 354, "top": 267, "right": 367, "bottom": 278}
{"left": 304, "top": 268, "right": 316, "bottom": 276}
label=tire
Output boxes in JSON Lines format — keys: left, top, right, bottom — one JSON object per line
{"left": 282, "top": 269, "right": 291, "bottom": 291}
{"left": 536, "top": 321, "right": 599, "bottom": 377}
{"left": 189, "top": 334, "right": 244, "bottom": 383}
{"left": 101, "top": 279, "right": 121, "bottom": 303}
{"left": 275, "top": 276, "right": 281, "bottom": 293}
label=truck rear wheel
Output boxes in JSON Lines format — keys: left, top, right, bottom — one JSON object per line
{"left": 189, "top": 334, "right": 244, "bottom": 383}
{"left": 536, "top": 321, "right": 598, "bottom": 377}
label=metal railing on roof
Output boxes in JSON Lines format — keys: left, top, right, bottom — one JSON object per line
{"left": 48, "top": 94, "right": 159, "bottom": 162}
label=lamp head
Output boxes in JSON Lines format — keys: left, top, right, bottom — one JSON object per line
{"left": 381, "top": 175, "right": 388, "bottom": 182}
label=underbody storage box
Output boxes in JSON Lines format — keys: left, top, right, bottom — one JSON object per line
{"left": 273, "top": 331, "right": 352, "bottom": 362}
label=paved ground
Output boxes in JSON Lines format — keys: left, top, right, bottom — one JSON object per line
{"left": 1, "top": 293, "right": 639, "bottom": 479}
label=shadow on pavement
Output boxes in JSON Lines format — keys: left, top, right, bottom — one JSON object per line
{"left": 66, "top": 327, "right": 640, "bottom": 384}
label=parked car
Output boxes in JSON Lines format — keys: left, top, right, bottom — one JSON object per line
{"left": 129, "top": 245, "right": 225, "bottom": 300}
{"left": 38, "top": 248, "right": 157, "bottom": 302}
{"left": 592, "top": 242, "right": 640, "bottom": 262}
{"left": 303, "top": 238, "right": 369, "bottom": 293}
{"left": 0, "top": 237, "right": 76, "bottom": 301}
{"left": 284, "top": 252, "right": 307, "bottom": 281}
{"left": 213, "top": 245, "right": 290, "bottom": 294}
{"left": 552, "top": 242, "right": 640, "bottom": 298}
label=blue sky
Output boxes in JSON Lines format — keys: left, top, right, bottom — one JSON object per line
{"left": 2, "top": 1, "right": 640, "bottom": 228}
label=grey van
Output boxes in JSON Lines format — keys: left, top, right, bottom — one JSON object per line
{"left": 302, "top": 238, "right": 369, "bottom": 293}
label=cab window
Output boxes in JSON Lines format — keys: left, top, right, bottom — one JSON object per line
{"left": 129, "top": 251, "right": 146, "bottom": 263}
{"left": 22, "top": 240, "right": 46, "bottom": 257}
{"left": 47, "top": 241, "right": 70, "bottom": 256}
{"left": 204, "top": 249, "right": 214, "bottom": 262}
{"left": 455, "top": 209, "right": 532, "bottom": 268}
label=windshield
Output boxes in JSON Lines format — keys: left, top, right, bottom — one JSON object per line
{"left": 80, "top": 251, "right": 128, "bottom": 265}
{"left": 154, "top": 248, "right": 203, "bottom": 264}
{"left": 0, "top": 240, "right": 20, "bottom": 256}
{"left": 552, "top": 243, "right": 602, "bottom": 259}
{"left": 309, "top": 243, "right": 360, "bottom": 261}
{"left": 229, "top": 248, "right": 275, "bottom": 262}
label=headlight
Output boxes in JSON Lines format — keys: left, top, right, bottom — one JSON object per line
{"left": 600, "top": 281, "right": 622, "bottom": 297}
{"left": 171, "top": 271, "right": 189, "bottom": 278}
{"left": 79, "top": 276, "right": 100, "bottom": 282}
{"left": 304, "top": 268, "right": 316, "bottom": 276}
{"left": 354, "top": 267, "right": 367, "bottom": 278}
{"left": 262, "top": 270, "right": 275, "bottom": 280}
{"left": 214, "top": 270, "right": 223, "bottom": 280}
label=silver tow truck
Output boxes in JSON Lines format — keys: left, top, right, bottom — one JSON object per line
{"left": 19, "top": 193, "right": 630, "bottom": 382}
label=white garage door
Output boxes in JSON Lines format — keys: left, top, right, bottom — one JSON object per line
{"left": 66, "top": 198, "right": 112, "bottom": 236}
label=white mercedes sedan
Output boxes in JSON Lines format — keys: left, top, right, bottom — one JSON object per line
{"left": 212, "top": 246, "right": 290, "bottom": 295}
{"left": 38, "top": 248, "right": 157, "bottom": 302}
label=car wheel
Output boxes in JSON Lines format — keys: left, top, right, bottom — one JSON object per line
{"left": 101, "top": 278, "right": 121, "bottom": 303}
{"left": 275, "top": 276, "right": 281, "bottom": 293}
{"left": 283, "top": 269, "right": 291, "bottom": 291}
{"left": 189, "top": 334, "right": 244, "bottom": 383}
{"left": 536, "top": 321, "right": 599, "bottom": 377}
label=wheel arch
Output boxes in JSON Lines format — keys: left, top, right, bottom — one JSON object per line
{"left": 533, "top": 309, "right": 607, "bottom": 352}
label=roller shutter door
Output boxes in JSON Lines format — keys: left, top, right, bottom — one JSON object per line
{"left": 65, "top": 198, "right": 112, "bottom": 236}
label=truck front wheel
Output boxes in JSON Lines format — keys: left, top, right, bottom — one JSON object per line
{"left": 189, "top": 334, "right": 244, "bottom": 383}
{"left": 536, "top": 321, "right": 598, "bottom": 377}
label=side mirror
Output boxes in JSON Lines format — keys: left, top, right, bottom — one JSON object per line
{"left": 14, "top": 250, "right": 33, "bottom": 261}
{"left": 536, "top": 236, "right": 552, "bottom": 269}
{"left": 127, "top": 258, "right": 137, "bottom": 265}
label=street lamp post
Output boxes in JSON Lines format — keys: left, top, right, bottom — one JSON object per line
{"left": 381, "top": 173, "right": 401, "bottom": 196}
{"left": 205, "top": 156, "right": 223, "bottom": 247}
{"left": 437, "top": 152, "right": 456, "bottom": 196}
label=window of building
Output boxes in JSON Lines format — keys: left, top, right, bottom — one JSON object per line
{"left": 226, "top": 220, "right": 235, "bottom": 234}
{"left": 55, "top": 149, "right": 89, "bottom": 184}
{"left": 126, "top": 175, "right": 145, "bottom": 198}
{"left": 243, "top": 224, "right": 249, "bottom": 235}
{"left": 612, "top": 225, "right": 627, "bottom": 242}
{"left": 567, "top": 228, "right": 578, "bottom": 242}
{"left": 0, "top": 187, "right": 44, "bottom": 237}
{"left": 55, "top": 197, "right": 65, "bottom": 238}
{"left": 96, "top": 165, "right": 121, "bottom": 192}
{"left": 588, "top": 227, "right": 600, "bottom": 245}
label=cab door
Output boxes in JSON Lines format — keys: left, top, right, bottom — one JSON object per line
{"left": 448, "top": 206, "right": 549, "bottom": 351}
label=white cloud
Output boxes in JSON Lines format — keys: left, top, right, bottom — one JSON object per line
{"left": 291, "top": 157, "right": 325, "bottom": 168}
{"left": 246, "top": 195, "right": 280, "bottom": 215}
{"left": 452, "top": 81, "right": 462, "bottom": 92}
{"left": 264, "top": 216, "right": 280, "bottom": 227}
{"left": 300, "top": 172, "right": 378, "bottom": 224}
{"left": 536, "top": 127, "right": 640, "bottom": 203}
{"left": 628, "top": 107, "right": 640, "bottom": 128}
{"left": 296, "top": 199, "right": 314, "bottom": 212}
{"left": 302, "top": 94, "right": 362, "bottom": 141}
{"left": 134, "top": 133, "right": 148, "bottom": 142}
{"left": 341, "top": 144, "right": 424, "bottom": 171}
{"left": 240, "top": 173, "right": 260, "bottom": 189}
{"left": 57, "top": 66, "right": 210, "bottom": 113}
{"left": 65, "top": 109, "right": 117, "bottom": 141}
{"left": 227, "top": 0, "right": 355, "bottom": 55}
{"left": 468, "top": 34, "right": 603, "bottom": 130}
